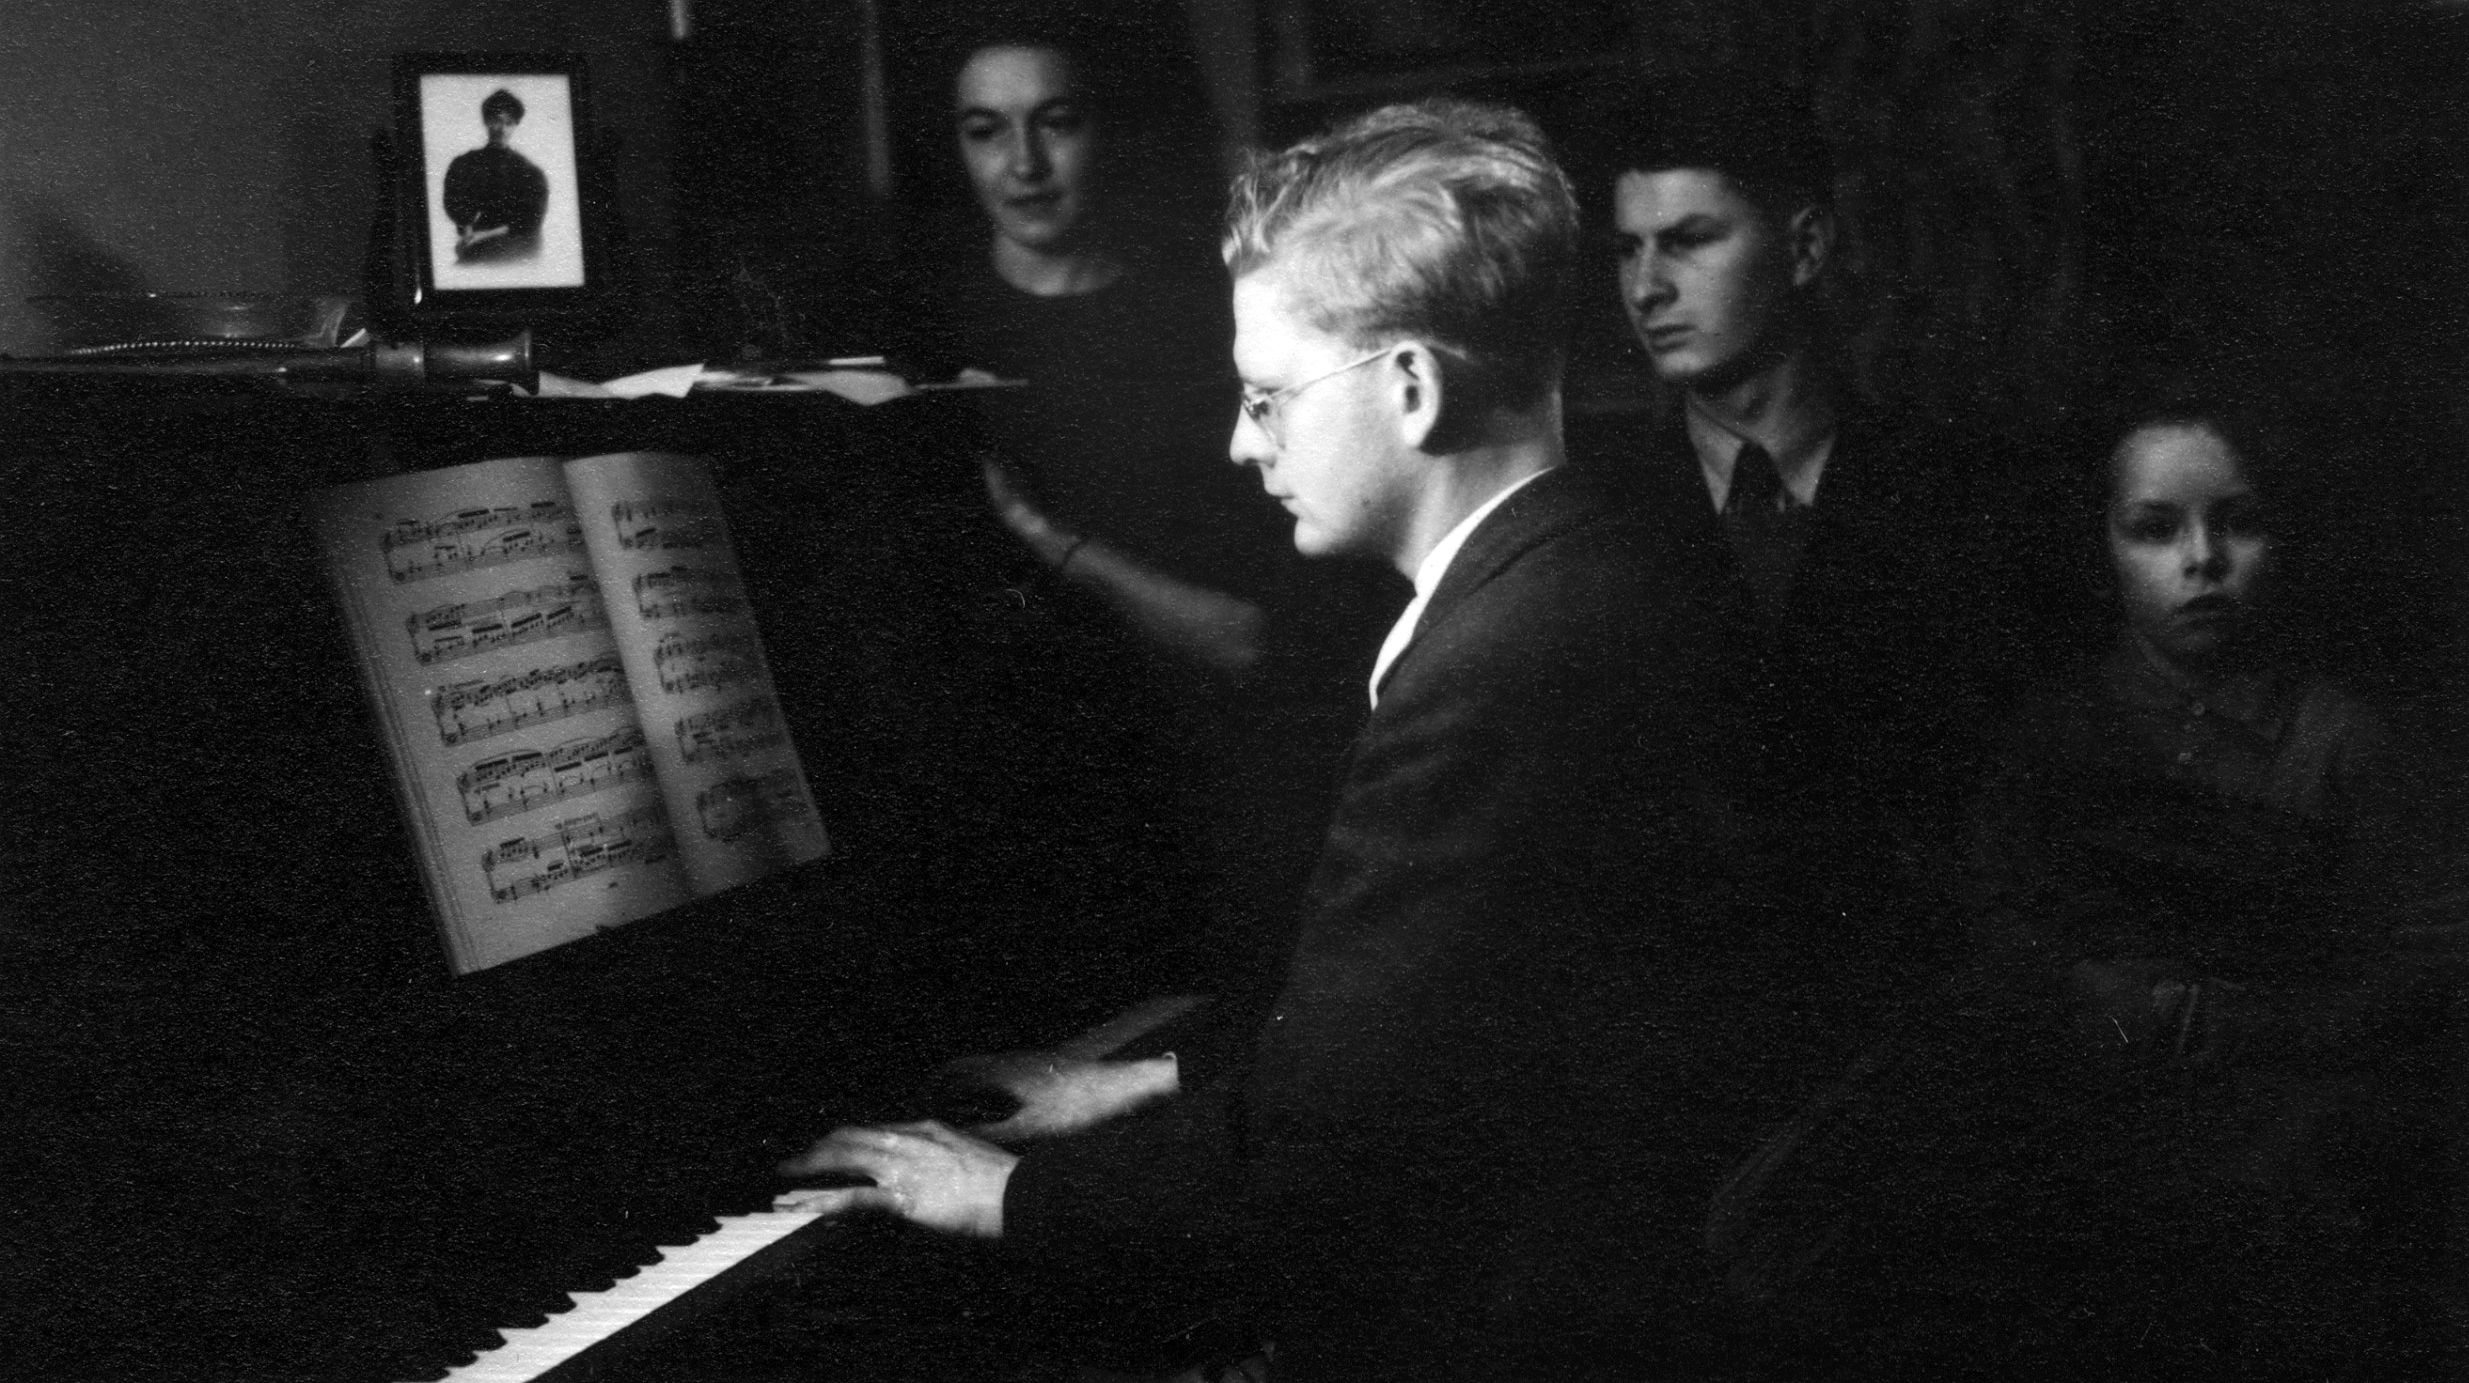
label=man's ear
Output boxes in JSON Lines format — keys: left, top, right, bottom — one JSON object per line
{"left": 1386, "top": 340, "right": 1444, "bottom": 452}
{"left": 1787, "top": 202, "right": 1835, "bottom": 290}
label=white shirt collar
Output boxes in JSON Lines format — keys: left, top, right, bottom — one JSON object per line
{"left": 1367, "top": 467, "right": 1554, "bottom": 708}
{"left": 1685, "top": 403, "right": 1835, "bottom": 512}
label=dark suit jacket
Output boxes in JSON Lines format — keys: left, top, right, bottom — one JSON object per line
{"left": 1613, "top": 409, "right": 2032, "bottom": 820}
{"left": 1568, "top": 407, "right": 2054, "bottom": 1133}
{"left": 1001, "top": 466, "right": 1745, "bottom": 1380}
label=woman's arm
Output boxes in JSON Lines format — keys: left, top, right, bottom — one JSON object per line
{"left": 983, "top": 456, "right": 1267, "bottom": 680}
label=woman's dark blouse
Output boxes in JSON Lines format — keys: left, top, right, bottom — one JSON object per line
{"left": 903, "top": 249, "right": 1232, "bottom": 386}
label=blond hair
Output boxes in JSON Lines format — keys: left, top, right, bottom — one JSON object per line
{"left": 1224, "top": 99, "right": 1577, "bottom": 409}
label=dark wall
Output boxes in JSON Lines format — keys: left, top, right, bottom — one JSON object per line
{"left": 0, "top": 0, "right": 683, "bottom": 355}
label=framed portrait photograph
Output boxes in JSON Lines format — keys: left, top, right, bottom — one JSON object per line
{"left": 392, "top": 53, "right": 594, "bottom": 320}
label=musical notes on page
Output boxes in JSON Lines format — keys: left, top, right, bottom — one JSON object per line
{"left": 482, "top": 802, "right": 679, "bottom": 904}
{"left": 633, "top": 564, "right": 745, "bottom": 622}
{"left": 675, "top": 695, "right": 786, "bottom": 766}
{"left": 430, "top": 651, "right": 631, "bottom": 747}
{"left": 652, "top": 630, "right": 761, "bottom": 696}
{"left": 408, "top": 573, "right": 608, "bottom": 665}
{"left": 611, "top": 496, "right": 722, "bottom": 552}
{"left": 565, "top": 451, "right": 828, "bottom": 895}
{"left": 382, "top": 499, "right": 582, "bottom": 583}
{"left": 314, "top": 456, "right": 697, "bottom": 974}
{"left": 315, "top": 451, "right": 824, "bottom": 974}
{"left": 457, "top": 725, "right": 653, "bottom": 825}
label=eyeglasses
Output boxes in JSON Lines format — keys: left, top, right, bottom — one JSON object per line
{"left": 1237, "top": 346, "right": 1392, "bottom": 445}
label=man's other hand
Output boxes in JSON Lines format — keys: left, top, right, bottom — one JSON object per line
{"left": 943, "top": 1051, "right": 1182, "bottom": 1142}
{"left": 777, "top": 1121, "right": 1016, "bottom": 1237}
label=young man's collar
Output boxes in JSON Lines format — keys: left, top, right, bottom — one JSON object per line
{"left": 1369, "top": 465, "right": 1556, "bottom": 707}
{"left": 1685, "top": 394, "right": 1836, "bottom": 511}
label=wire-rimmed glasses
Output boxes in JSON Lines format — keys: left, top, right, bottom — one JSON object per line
{"left": 1237, "top": 345, "right": 1393, "bottom": 445}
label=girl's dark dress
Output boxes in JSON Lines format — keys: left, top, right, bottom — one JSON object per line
{"left": 1945, "top": 644, "right": 2451, "bottom": 1374}
{"left": 1740, "top": 642, "right": 2459, "bottom": 1378}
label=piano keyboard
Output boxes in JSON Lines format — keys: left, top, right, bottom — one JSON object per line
{"left": 405, "top": 1195, "right": 836, "bottom": 1382}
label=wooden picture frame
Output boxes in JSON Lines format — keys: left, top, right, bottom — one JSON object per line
{"left": 391, "top": 53, "right": 597, "bottom": 326}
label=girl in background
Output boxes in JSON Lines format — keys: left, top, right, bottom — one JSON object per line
{"left": 1956, "top": 380, "right": 2461, "bottom": 1375}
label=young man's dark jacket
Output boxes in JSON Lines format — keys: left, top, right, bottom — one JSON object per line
{"left": 1000, "top": 465, "right": 1755, "bottom": 1379}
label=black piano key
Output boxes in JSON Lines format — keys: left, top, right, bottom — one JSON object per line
{"left": 652, "top": 1216, "right": 728, "bottom": 1248}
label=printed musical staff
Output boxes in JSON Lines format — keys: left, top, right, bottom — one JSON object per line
{"left": 651, "top": 629, "right": 761, "bottom": 696}
{"left": 695, "top": 768, "right": 815, "bottom": 843}
{"left": 382, "top": 499, "right": 582, "bottom": 583}
{"left": 408, "top": 574, "right": 607, "bottom": 666}
{"left": 633, "top": 564, "right": 745, "bottom": 621}
{"left": 610, "top": 496, "right": 721, "bottom": 552}
{"left": 674, "top": 695, "right": 786, "bottom": 766}
{"left": 430, "top": 652, "right": 631, "bottom": 747}
{"left": 318, "top": 451, "right": 828, "bottom": 971}
{"left": 458, "top": 726, "right": 652, "bottom": 825}
{"left": 482, "top": 802, "right": 678, "bottom": 905}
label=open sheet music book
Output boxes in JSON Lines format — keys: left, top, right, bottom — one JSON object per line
{"left": 313, "top": 452, "right": 829, "bottom": 974}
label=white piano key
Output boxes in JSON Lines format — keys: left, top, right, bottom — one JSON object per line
{"left": 411, "top": 1201, "right": 829, "bottom": 1382}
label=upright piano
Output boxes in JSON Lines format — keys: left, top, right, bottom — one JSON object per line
{"left": 2, "top": 375, "right": 1262, "bottom": 1382}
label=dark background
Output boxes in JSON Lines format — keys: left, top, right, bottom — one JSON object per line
{"left": 672, "top": 0, "right": 2468, "bottom": 703}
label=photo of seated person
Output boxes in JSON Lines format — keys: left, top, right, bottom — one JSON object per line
{"left": 781, "top": 98, "right": 1750, "bottom": 1380}
{"left": 441, "top": 87, "right": 549, "bottom": 264}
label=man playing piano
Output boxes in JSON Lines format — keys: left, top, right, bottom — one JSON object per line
{"left": 785, "top": 98, "right": 1741, "bottom": 1379}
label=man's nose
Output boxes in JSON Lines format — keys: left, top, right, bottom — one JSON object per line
{"left": 1229, "top": 408, "right": 1271, "bottom": 469}
{"left": 1627, "top": 257, "right": 1673, "bottom": 307}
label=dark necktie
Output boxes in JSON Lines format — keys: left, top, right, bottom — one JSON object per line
{"left": 1723, "top": 441, "right": 1801, "bottom": 612}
